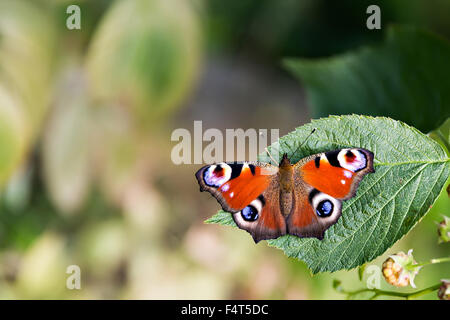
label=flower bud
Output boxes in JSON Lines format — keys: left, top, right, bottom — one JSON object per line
{"left": 438, "top": 279, "right": 450, "bottom": 300}
{"left": 437, "top": 216, "right": 450, "bottom": 243}
{"left": 382, "top": 249, "right": 421, "bottom": 288}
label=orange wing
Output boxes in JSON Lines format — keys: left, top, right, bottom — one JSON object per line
{"left": 196, "top": 162, "right": 286, "bottom": 242}
{"left": 300, "top": 148, "right": 374, "bottom": 200}
{"left": 287, "top": 148, "right": 374, "bottom": 239}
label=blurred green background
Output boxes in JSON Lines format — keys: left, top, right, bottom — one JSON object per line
{"left": 0, "top": 0, "right": 448, "bottom": 299}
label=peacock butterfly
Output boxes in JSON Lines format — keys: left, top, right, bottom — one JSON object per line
{"left": 195, "top": 148, "right": 374, "bottom": 243}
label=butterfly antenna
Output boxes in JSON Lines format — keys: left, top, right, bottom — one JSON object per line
{"left": 291, "top": 128, "right": 316, "bottom": 157}
{"left": 264, "top": 147, "right": 279, "bottom": 166}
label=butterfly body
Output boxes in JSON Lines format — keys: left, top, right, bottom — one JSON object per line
{"left": 278, "top": 155, "right": 294, "bottom": 215}
{"left": 196, "top": 148, "right": 374, "bottom": 243}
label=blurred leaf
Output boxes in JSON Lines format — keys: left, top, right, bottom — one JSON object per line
{"left": 15, "top": 232, "right": 68, "bottom": 299}
{"left": 0, "top": 0, "right": 56, "bottom": 138}
{"left": 0, "top": 0, "right": 56, "bottom": 188}
{"left": 42, "top": 70, "right": 92, "bottom": 215}
{"left": 0, "top": 85, "right": 26, "bottom": 187}
{"left": 206, "top": 115, "right": 450, "bottom": 273}
{"left": 205, "top": 0, "right": 389, "bottom": 57}
{"left": 86, "top": 0, "right": 202, "bottom": 129}
{"left": 92, "top": 105, "right": 141, "bottom": 204}
{"left": 284, "top": 26, "right": 450, "bottom": 133}
{"left": 2, "top": 164, "right": 32, "bottom": 212}
{"left": 429, "top": 117, "right": 450, "bottom": 155}
{"left": 77, "top": 220, "right": 127, "bottom": 278}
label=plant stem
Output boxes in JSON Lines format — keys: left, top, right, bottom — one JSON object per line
{"left": 416, "top": 256, "right": 450, "bottom": 267}
{"left": 405, "top": 283, "right": 442, "bottom": 300}
{"left": 339, "top": 283, "right": 441, "bottom": 300}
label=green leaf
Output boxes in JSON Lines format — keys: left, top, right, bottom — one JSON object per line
{"left": 205, "top": 115, "right": 450, "bottom": 273}
{"left": 284, "top": 26, "right": 450, "bottom": 133}
{"left": 429, "top": 117, "right": 450, "bottom": 155}
{"left": 358, "top": 264, "right": 366, "bottom": 282}
{"left": 205, "top": 210, "right": 238, "bottom": 227}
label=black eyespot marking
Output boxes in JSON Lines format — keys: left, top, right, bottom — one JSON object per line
{"left": 257, "top": 194, "right": 266, "bottom": 207}
{"left": 249, "top": 164, "right": 256, "bottom": 175}
{"left": 345, "top": 150, "right": 355, "bottom": 159}
{"left": 213, "top": 165, "right": 223, "bottom": 173}
{"left": 229, "top": 163, "right": 243, "bottom": 180}
{"left": 325, "top": 150, "right": 341, "bottom": 167}
{"left": 308, "top": 188, "right": 320, "bottom": 204}
{"left": 241, "top": 205, "right": 259, "bottom": 221}
{"left": 314, "top": 156, "right": 320, "bottom": 168}
{"left": 316, "top": 200, "right": 333, "bottom": 217}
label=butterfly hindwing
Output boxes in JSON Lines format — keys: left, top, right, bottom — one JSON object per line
{"left": 287, "top": 148, "right": 374, "bottom": 239}
{"left": 196, "top": 162, "right": 286, "bottom": 242}
{"left": 231, "top": 180, "right": 287, "bottom": 243}
{"left": 287, "top": 185, "right": 343, "bottom": 239}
